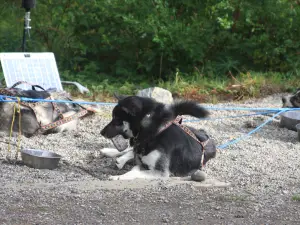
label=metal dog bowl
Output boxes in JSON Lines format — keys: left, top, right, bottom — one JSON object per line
{"left": 279, "top": 111, "right": 300, "bottom": 131}
{"left": 296, "top": 124, "right": 300, "bottom": 142}
{"left": 21, "top": 149, "right": 62, "bottom": 170}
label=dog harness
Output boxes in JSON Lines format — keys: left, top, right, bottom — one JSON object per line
{"left": 158, "top": 116, "right": 209, "bottom": 167}
{"left": 0, "top": 81, "right": 88, "bottom": 132}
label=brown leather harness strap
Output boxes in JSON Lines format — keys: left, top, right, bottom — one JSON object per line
{"left": 158, "top": 115, "right": 209, "bottom": 167}
{"left": 0, "top": 81, "right": 88, "bottom": 132}
{"left": 40, "top": 109, "right": 88, "bottom": 131}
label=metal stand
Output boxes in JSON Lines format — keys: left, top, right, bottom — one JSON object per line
{"left": 21, "top": 9, "right": 32, "bottom": 52}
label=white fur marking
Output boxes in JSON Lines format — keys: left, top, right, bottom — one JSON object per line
{"left": 100, "top": 147, "right": 133, "bottom": 158}
{"left": 116, "top": 149, "right": 134, "bottom": 169}
{"left": 100, "top": 148, "right": 121, "bottom": 158}
{"left": 121, "top": 147, "right": 134, "bottom": 154}
{"left": 164, "top": 104, "right": 172, "bottom": 111}
{"left": 122, "top": 121, "right": 133, "bottom": 137}
{"left": 109, "top": 165, "right": 168, "bottom": 180}
{"left": 141, "top": 150, "right": 161, "bottom": 170}
{"left": 141, "top": 115, "right": 152, "bottom": 127}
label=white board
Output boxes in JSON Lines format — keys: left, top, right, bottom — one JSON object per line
{"left": 0, "top": 52, "right": 63, "bottom": 91}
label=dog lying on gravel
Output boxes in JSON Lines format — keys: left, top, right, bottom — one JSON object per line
{"left": 100, "top": 95, "right": 216, "bottom": 180}
{"left": 282, "top": 89, "right": 300, "bottom": 108}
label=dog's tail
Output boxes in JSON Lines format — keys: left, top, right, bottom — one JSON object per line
{"left": 171, "top": 100, "right": 209, "bottom": 118}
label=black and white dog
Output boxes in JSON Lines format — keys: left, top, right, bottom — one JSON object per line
{"left": 100, "top": 95, "right": 216, "bottom": 180}
{"left": 282, "top": 89, "right": 300, "bottom": 108}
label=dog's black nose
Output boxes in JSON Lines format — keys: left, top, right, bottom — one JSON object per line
{"left": 100, "top": 128, "right": 106, "bottom": 137}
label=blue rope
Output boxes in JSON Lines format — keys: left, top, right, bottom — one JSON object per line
{"left": 2, "top": 95, "right": 300, "bottom": 112}
{"left": 183, "top": 111, "right": 277, "bottom": 122}
{"left": 217, "top": 109, "right": 288, "bottom": 150}
{"left": 0, "top": 95, "right": 118, "bottom": 106}
{"left": 0, "top": 94, "right": 297, "bottom": 151}
{"left": 205, "top": 106, "right": 300, "bottom": 112}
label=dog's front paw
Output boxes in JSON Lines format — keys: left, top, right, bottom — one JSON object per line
{"left": 108, "top": 175, "right": 120, "bottom": 181}
{"left": 100, "top": 148, "right": 120, "bottom": 158}
{"left": 116, "top": 162, "right": 124, "bottom": 170}
{"left": 115, "top": 158, "right": 126, "bottom": 169}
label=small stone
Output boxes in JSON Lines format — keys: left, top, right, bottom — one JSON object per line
{"left": 234, "top": 214, "right": 244, "bottom": 218}
{"left": 70, "top": 189, "right": 78, "bottom": 194}
{"left": 244, "top": 121, "right": 258, "bottom": 128}
{"left": 191, "top": 170, "right": 207, "bottom": 182}
{"left": 162, "top": 217, "right": 169, "bottom": 223}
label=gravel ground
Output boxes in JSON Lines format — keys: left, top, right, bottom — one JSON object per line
{"left": 0, "top": 93, "right": 300, "bottom": 224}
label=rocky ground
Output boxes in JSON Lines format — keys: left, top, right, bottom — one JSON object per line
{"left": 0, "top": 93, "right": 299, "bottom": 224}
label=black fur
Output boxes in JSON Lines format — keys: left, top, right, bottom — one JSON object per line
{"left": 101, "top": 95, "right": 216, "bottom": 177}
{"left": 282, "top": 88, "right": 300, "bottom": 108}
{"left": 171, "top": 100, "right": 208, "bottom": 118}
{"left": 7, "top": 88, "right": 51, "bottom": 99}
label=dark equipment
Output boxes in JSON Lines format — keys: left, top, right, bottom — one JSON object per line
{"left": 21, "top": 0, "right": 36, "bottom": 52}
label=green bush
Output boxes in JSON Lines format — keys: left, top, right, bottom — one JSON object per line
{"left": 0, "top": 0, "right": 299, "bottom": 83}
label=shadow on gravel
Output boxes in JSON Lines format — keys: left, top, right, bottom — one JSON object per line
{"left": 0, "top": 155, "right": 132, "bottom": 182}
{"left": 63, "top": 154, "right": 133, "bottom": 180}
{"left": 238, "top": 117, "right": 299, "bottom": 144}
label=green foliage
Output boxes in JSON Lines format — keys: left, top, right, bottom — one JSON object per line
{"left": 0, "top": 1, "right": 23, "bottom": 51}
{"left": 75, "top": 71, "right": 299, "bottom": 104}
{"left": 0, "top": 0, "right": 300, "bottom": 84}
{"left": 292, "top": 194, "right": 300, "bottom": 201}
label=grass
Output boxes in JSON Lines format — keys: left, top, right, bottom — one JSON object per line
{"left": 1, "top": 70, "right": 299, "bottom": 103}
{"left": 292, "top": 194, "right": 300, "bottom": 201}
{"left": 63, "top": 71, "right": 300, "bottom": 103}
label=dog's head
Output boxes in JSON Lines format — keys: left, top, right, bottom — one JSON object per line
{"left": 282, "top": 89, "right": 300, "bottom": 108}
{"left": 101, "top": 93, "right": 208, "bottom": 140}
{"left": 100, "top": 94, "right": 161, "bottom": 139}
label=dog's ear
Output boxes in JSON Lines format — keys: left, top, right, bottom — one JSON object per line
{"left": 113, "top": 92, "right": 128, "bottom": 101}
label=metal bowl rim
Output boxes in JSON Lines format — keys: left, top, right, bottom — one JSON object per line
{"left": 281, "top": 111, "right": 300, "bottom": 119}
{"left": 20, "top": 148, "right": 62, "bottom": 159}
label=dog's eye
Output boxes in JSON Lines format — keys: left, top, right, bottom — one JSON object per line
{"left": 112, "top": 117, "right": 122, "bottom": 124}
{"left": 115, "top": 120, "right": 123, "bottom": 126}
